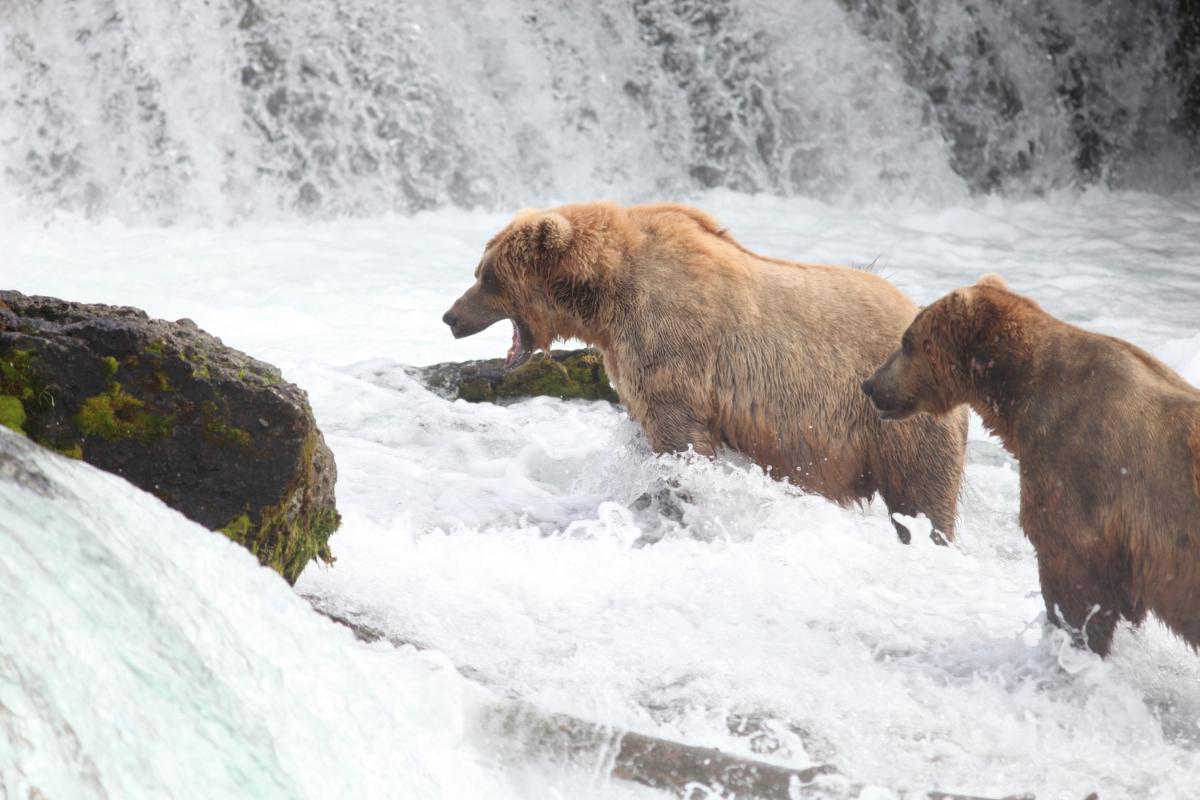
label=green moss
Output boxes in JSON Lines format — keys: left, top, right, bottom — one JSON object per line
{"left": 154, "top": 371, "right": 172, "bottom": 393}
{"left": 76, "top": 383, "right": 172, "bottom": 442}
{"left": 101, "top": 356, "right": 119, "bottom": 377}
{"left": 263, "top": 505, "right": 339, "bottom": 583}
{"left": 220, "top": 506, "right": 339, "bottom": 584}
{"left": 213, "top": 422, "right": 251, "bottom": 449}
{"left": 199, "top": 400, "right": 252, "bottom": 450}
{"left": 76, "top": 385, "right": 140, "bottom": 439}
{"left": 27, "top": 427, "right": 84, "bottom": 459}
{"left": 217, "top": 431, "right": 340, "bottom": 584}
{"left": 559, "top": 352, "right": 619, "bottom": 402}
{"left": 55, "top": 443, "right": 84, "bottom": 459}
{"left": 145, "top": 339, "right": 166, "bottom": 357}
{"left": 220, "top": 513, "right": 253, "bottom": 542}
{"left": 182, "top": 348, "right": 212, "bottom": 379}
{"left": 0, "top": 349, "right": 36, "bottom": 402}
{"left": 0, "top": 395, "right": 27, "bottom": 434}
{"left": 176, "top": 346, "right": 212, "bottom": 378}
{"left": 458, "top": 378, "right": 495, "bottom": 403}
{"left": 190, "top": 423, "right": 340, "bottom": 582}
{"left": 234, "top": 367, "right": 280, "bottom": 386}
{"left": 3, "top": 349, "right": 57, "bottom": 412}
{"left": 492, "top": 358, "right": 568, "bottom": 400}
{"left": 486, "top": 353, "right": 619, "bottom": 403}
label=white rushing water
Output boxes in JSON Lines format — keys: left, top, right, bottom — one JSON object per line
{"left": 0, "top": 427, "right": 665, "bottom": 799}
{"left": 3, "top": 188, "right": 1200, "bottom": 797}
{"left": 0, "top": 430, "right": 475, "bottom": 798}
{"left": 0, "top": 0, "right": 1195, "bottom": 221}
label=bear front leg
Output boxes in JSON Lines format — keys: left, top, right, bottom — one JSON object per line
{"left": 629, "top": 402, "right": 714, "bottom": 526}
{"left": 1035, "top": 545, "right": 1120, "bottom": 657}
{"left": 640, "top": 402, "right": 717, "bottom": 457}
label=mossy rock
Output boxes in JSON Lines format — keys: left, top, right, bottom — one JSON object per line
{"left": 416, "top": 349, "right": 619, "bottom": 404}
{"left": 0, "top": 290, "right": 340, "bottom": 584}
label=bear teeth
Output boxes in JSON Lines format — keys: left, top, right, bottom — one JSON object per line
{"left": 504, "top": 320, "right": 526, "bottom": 370}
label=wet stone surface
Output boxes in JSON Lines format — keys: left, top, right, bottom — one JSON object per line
{"left": 0, "top": 290, "right": 339, "bottom": 583}
{"left": 413, "top": 348, "right": 619, "bottom": 404}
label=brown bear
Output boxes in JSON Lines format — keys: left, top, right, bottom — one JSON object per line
{"left": 442, "top": 202, "right": 968, "bottom": 542}
{"left": 862, "top": 273, "right": 1200, "bottom": 655}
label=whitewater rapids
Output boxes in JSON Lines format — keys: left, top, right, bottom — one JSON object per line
{"left": 4, "top": 189, "right": 1200, "bottom": 797}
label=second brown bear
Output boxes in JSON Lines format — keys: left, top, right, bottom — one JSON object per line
{"left": 863, "top": 274, "right": 1200, "bottom": 655}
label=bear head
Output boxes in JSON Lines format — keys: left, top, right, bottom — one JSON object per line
{"left": 442, "top": 204, "right": 618, "bottom": 371}
{"left": 861, "top": 273, "right": 1020, "bottom": 420}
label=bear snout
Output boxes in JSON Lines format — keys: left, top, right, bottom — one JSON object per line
{"left": 442, "top": 309, "right": 469, "bottom": 339}
{"left": 862, "top": 362, "right": 916, "bottom": 420}
{"left": 441, "top": 294, "right": 507, "bottom": 339}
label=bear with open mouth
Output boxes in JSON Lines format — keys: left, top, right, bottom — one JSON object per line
{"left": 442, "top": 201, "right": 968, "bottom": 544}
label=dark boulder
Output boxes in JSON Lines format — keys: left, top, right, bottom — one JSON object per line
{"left": 0, "top": 290, "right": 339, "bottom": 584}
{"left": 414, "top": 348, "right": 619, "bottom": 404}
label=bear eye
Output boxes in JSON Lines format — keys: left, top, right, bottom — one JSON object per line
{"left": 481, "top": 268, "right": 501, "bottom": 293}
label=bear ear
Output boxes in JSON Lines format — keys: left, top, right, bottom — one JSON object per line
{"left": 531, "top": 212, "right": 572, "bottom": 254}
{"left": 976, "top": 273, "right": 1008, "bottom": 291}
{"left": 514, "top": 211, "right": 573, "bottom": 255}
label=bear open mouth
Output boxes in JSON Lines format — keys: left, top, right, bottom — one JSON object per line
{"left": 504, "top": 319, "right": 534, "bottom": 372}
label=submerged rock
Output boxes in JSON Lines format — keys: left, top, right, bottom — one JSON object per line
{"left": 414, "top": 348, "right": 619, "bottom": 404}
{"left": 0, "top": 290, "right": 338, "bottom": 584}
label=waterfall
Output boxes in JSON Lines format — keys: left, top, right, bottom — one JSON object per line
{"left": 0, "top": 0, "right": 1195, "bottom": 223}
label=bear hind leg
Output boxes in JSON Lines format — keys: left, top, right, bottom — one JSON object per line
{"left": 1036, "top": 546, "right": 1121, "bottom": 657}
{"left": 872, "top": 414, "right": 965, "bottom": 546}
{"left": 879, "top": 492, "right": 916, "bottom": 545}
{"left": 874, "top": 458, "right": 960, "bottom": 546}
{"left": 891, "top": 516, "right": 912, "bottom": 545}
